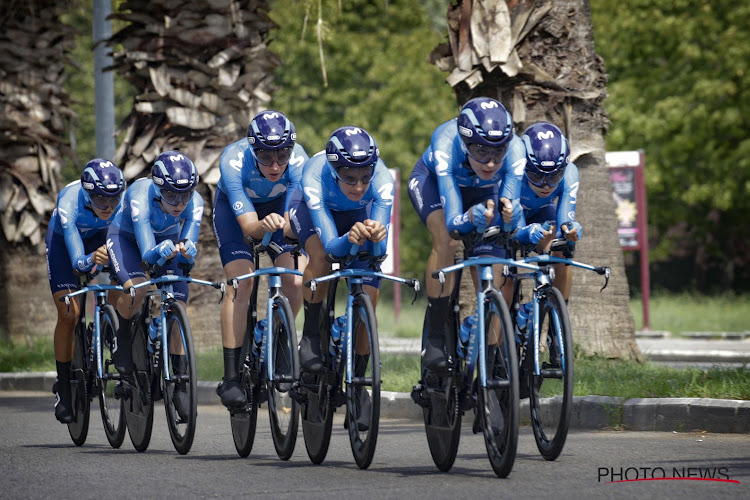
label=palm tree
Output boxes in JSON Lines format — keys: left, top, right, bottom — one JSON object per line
{"left": 0, "top": 1, "right": 74, "bottom": 341}
{"left": 442, "top": 0, "right": 640, "bottom": 360}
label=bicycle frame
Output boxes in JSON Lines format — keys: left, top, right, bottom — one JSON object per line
{"left": 62, "top": 281, "right": 123, "bottom": 381}
{"left": 125, "top": 273, "right": 223, "bottom": 383}
{"left": 307, "top": 267, "right": 419, "bottom": 385}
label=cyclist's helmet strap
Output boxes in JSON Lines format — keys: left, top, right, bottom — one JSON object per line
{"left": 247, "top": 110, "right": 296, "bottom": 150}
{"left": 522, "top": 122, "right": 570, "bottom": 176}
{"left": 81, "top": 158, "right": 125, "bottom": 200}
{"left": 325, "top": 126, "right": 379, "bottom": 171}
{"left": 457, "top": 97, "right": 514, "bottom": 148}
{"left": 151, "top": 150, "right": 199, "bottom": 193}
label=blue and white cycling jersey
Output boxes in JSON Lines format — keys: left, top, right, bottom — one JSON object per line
{"left": 49, "top": 180, "right": 122, "bottom": 272}
{"left": 111, "top": 178, "right": 204, "bottom": 265}
{"left": 419, "top": 118, "right": 526, "bottom": 234}
{"left": 299, "top": 152, "right": 394, "bottom": 258}
{"left": 216, "top": 138, "right": 309, "bottom": 216}
{"left": 516, "top": 162, "right": 580, "bottom": 243}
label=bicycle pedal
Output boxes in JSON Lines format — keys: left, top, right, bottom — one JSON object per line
{"left": 410, "top": 386, "right": 430, "bottom": 408}
{"left": 114, "top": 383, "right": 131, "bottom": 400}
{"left": 289, "top": 387, "right": 307, "bottom": 405}
{"left": 332, "top": 390, "right": 347, "bottom": 408}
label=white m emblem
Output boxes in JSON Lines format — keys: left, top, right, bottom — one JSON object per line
{"left": 345, "top": 127, "right": 363, "bottom": 136}
{"left": 536, "top": 130, "right": 555, "bottom": 140}
{"left": 480, "top": 100, "right": 498, "bottom": 110}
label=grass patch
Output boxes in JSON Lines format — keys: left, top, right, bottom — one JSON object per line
{"left": 0, "top": 338, "right": 55, "bottom": 373}
{"left": 630, "top": 292, "right": 750, "bottom": 333}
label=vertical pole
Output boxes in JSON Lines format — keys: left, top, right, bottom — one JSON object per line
{"left": 636, "top": 150, "right": 650, "bottom": 329}
{"left": 392, "top": 171, "right": 401, "bottom": 319}
{"left": 93, "top": 0, "right": 115, "bottom": 160}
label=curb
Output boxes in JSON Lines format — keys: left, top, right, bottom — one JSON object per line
{"left": 3, "top": 373, "right": 748, "bottom": 434}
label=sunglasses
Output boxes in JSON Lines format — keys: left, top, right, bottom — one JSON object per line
{"left": 161, "top": 190, "right": 193, "bottom": 206}
{"left": 466, "top": 142, "right": 508, "bottom": 164}
{"left": 90, "top": 194, "right": 120, "bottom": 210}
{"left": 254, "top": 147, "right": 293, "bottom": 166}
{"left": 335, "top": 165, "right": 375, "bottom": 186}
{"left": 526, "top": 168, "right": 565, "bottom": 188}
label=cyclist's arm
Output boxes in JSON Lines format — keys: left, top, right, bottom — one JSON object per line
{"left": 556, "top": 164, "right": 582, "bottom": 241}
{"left": 60, "top": 200, "right": 95, "bottom": 273}
{"left": 499, "top": 135, "right": 526, "bottom": 201}
{"left": 365, "top": 163, "right": 394, "bottom": 254}
{"left": 283, "top": 144, "right": 309, "bottom": 213}
{"left": 133, "top": 194, "right": 159, "bottom": 264}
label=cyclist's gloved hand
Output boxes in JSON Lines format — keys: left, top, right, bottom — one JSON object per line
{"left": 154, "top": 240, "right": 176, "bottom": 260}
{"left": 180, "top": 238, "right": 198, "bottom": 259}
{"left": 527, "top": 223, "right": 546, "bottom": 244}
{"left": 562, "top": 221, "right": 582, "bottom": 242}
{"left": 469, "top": 203, "right": 491, "bottom": 233}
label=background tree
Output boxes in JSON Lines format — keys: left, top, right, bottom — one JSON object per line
{"left": 0, "top": 1, "right": 75, "bottom": 341}
{"left": 591, "top": 0, "right": 750, "bottom": 293}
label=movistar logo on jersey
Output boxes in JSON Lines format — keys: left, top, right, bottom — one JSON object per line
{"left": 458, "top": 125, "right": 472, "bottom": 137}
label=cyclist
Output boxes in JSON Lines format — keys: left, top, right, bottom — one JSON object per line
{"left": 407, "top": 96, "right": 526, "bottom": 373}
{"left": 105, "top": 151, "right": 203, "bottom": 420}
{"left": 46, "top": 159, "right": 125, "bottom": 423}
{"left": 515, "top": 122, "right": 581, "bottom": 301}
{"left": 289, "top": 126, "right": 394, "bottom": 426}
{"left": 213, "top": 110, "right": 309, "bottom": 409}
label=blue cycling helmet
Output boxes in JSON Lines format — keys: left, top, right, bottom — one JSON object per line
{"left": 457, "top": 97, "right": 514, "bottom": 148}
{"left": 247, "top": 110, "right": 296, "bottom": 150}
{"left": 81, "top": 159, "right": 125, "bottom": 200}
{"left": 522, "top": 122, "right": 570, "bottom": 187}
{"left": 151, "top": 150, "right": 199, "bottom": 193}
{"left": 325, "top": 126, "right": 379, "bottom": 169}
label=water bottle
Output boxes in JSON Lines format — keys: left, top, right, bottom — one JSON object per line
{"left": 457, "top": 314, "right": 476, "bottom": 358}
{"left": 515, "top": 303, "right": 533, "bottom": 343}
{"left": 253, "top": 318, "right": 267, "bottom": 357}
{"left": 330, "top": 315, "right": 346, "bottom": 356}
{"left": 147, "top": 316, "right": 160, "bottom": 354}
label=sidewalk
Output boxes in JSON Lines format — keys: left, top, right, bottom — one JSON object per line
{"left": 2, "top": 333, "right": 748, "bottom": 433}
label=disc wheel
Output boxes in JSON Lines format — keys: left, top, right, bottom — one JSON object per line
{"left": 125, "top": 317, "right": 154, "bottom": 452}
{"left": 98, "top": 304, "right": 126, "bottom": 448}
{"left": 67, "top": 321, "right": 90, "bottom": 446}
{"left": 266, "top": 296, "right": 300, "bottom": 460}
{"left": 529, "top": 287, "right": 573, "bottom": 461}
{"left": 421, "top": 311, "right": 462, "bottom": 472}
{"left": 345, "top": 293, "right": 380, "bottom": 469}
{"left": 162, "top": 302, "right": 198, "bottom": 455}
{"left": 477, "top": 290, "right": 519, "bottom": 478}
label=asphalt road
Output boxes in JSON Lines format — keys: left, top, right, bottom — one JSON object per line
{"left": 2, "top": 392, "right": 748, "bottom": 499}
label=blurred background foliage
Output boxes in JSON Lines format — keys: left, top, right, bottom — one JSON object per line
{"left": 59, "top": 0, "right": 750, "bottom": 292}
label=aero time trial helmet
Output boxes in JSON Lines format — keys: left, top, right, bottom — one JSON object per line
{"left": 151, "top": 151, "right": 199, "bottom": 206}
{"left": 522, "top": 122, "right": 570, "bottom": 188}
{"left": 81, "top": 159, "right": 125, "bottom": 210}
{"left": 326, "top": 126, "right": 379, "bottom": 185}
{"left": 457, "top": 97, "right": 514, "bottom": 164}
{"left": 247, "top": 110, "right": 296, "bottom": 166}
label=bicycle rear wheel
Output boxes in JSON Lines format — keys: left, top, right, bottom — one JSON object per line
{"left": 301, "top": 300, "right": 335, "bottom": 465}
{"left": 98, "top": 304, "right": 126, "bottom": 448}
{"left": 477, "top": 290, "right": 519, "bottom": 478}
{"left": 163, "top": 302, "right": 197, "bottom": 455}
{"left": 125, "top": 317, "right": 154, "bottom": 452}
{"left": 230, "top": 328, "right": 259, "bottom": 458}
{"left": 267, "top": 296, "right": 300, "bottom": 460}
{"left": 67, "top": 321, "right": 90, "bottom": 446}
{"left": 345, "top": 293, "right": 380, "bottom": 469}
{"left": 529, "top": 287, "right": 573, "bottom": 461}
{"left": 421, "top": 311, "right": 462, "bottom": 472}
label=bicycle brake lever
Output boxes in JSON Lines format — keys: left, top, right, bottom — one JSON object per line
{"left": 599, "top": 267, "right": 611, "bottom": 292}
{"left": 217, "top": 281, "right": 226, "bottom": 303}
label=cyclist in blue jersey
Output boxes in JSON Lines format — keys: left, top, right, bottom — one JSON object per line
{"left": 213, "top": 110, "right": 310, "bottom": 408}
{"left": 514, "top": 122, "right": 581, "bottom": 301}
{"left": 106, "top": 151, "right": 203, "bottom": 419}
{"left": 46, "top": 159, "right": 125, "bottom": 423}
{"left": 407, "top": 97, "right": 526, "bottom": 373}
{"left": 289, "top": 126, "right": 394, "bottom": 376}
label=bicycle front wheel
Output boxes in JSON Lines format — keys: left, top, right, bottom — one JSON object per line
{"left": 477, "top": 290, "right": 519, "bottom": 478}
{"left": 230, "top": 325, "right": 259, "bottom": 458}
{"left": 98, "top": 304, "right": 125, "bottom": 448}
{"left": 67, "top": 321, "right": 90, "bottom": 446}
{"left": 345, "top": 293, "right": 380, "bottom": 469}
{"left": 529, "top": 287, "right": 573, "bottom": 461}
{"left": 267, "top": 296, "right": 300, "bottom": 460}
{"left": 163, "top": 302, "right": 197, "bottom": 455}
